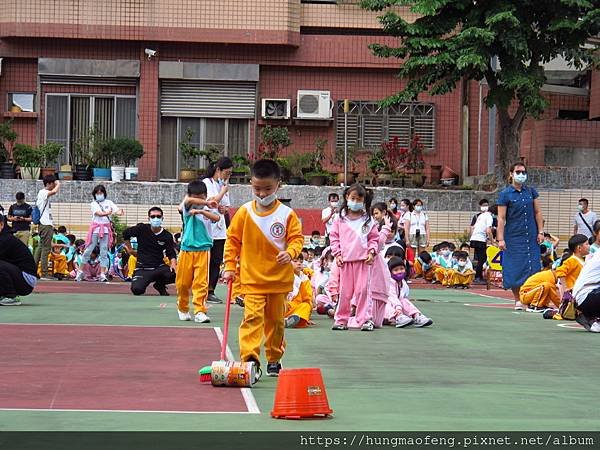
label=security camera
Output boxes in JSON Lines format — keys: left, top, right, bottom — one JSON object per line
{"left": 144, "top": 48, "right": 157, "bottom": 59}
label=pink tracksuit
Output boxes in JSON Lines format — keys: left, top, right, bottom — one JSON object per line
{"left": 330, "top": 213, "right": 379, "bottom": 328}
{"left": 385, "top": 278, "right": 421, "bottom": 321}
{"left": 370, "top": 224, "right": 393, "bottom": 328}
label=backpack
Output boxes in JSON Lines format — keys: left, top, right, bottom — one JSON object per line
{"left": 32, "top": 199, "right": 48, "bottom": 225}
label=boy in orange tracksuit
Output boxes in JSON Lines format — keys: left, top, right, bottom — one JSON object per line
{"left": 223, "top": 159, "right": 304, "bottom": 379}
{"left": 519, "top": 256, "right": 560, "bottom": 311}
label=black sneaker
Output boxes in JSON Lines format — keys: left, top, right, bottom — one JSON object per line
{"left": 266, "top": 362, "right": 282, "bottom": 377}
{"left": 576, "top": 314, "right": 592, "bottom": 331}
{"left": 235, "top": 296, "right": 245, "bottom": 308}
{"left": 207, "top": 293, "right": 223, "bottom": 304}
{"left": 153, "top": 283, "right": 169, "bottom": 296}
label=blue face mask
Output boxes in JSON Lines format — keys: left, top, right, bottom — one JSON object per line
{"left": 149, "top": 217, "right": 162, "bottom": 228}
{"left": 347, "top": 200, "right": 364, "bottom": 212}
{"left": 95, "top": 194, "right": 105, "bottom": 202}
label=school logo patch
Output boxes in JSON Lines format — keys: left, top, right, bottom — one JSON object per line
{"left": 270, "top": 220, "right": 286, "bottom": 239}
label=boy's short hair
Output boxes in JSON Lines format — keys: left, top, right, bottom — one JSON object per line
{"left": 74, "top": 239, "right": 85, "bottom": 247}
{"left": 579, "top": 198, "right": 589, "bottom": 206}
{"left": 540, "top": 244, "right": 549, "bottom": 255}
{"left": 251, "top": 159, "right": 281, "bottom": 180}
{"left": 460, "top": 243, "right": 470, "bottom": 250}
{"left": 384, "top": 245, "right": 405, "bottom": 259}
{"left": 387, "top": 256, "right": 405, "bottom": 272}
{"left": 418, "top": 251, "right": 432, "bottom": 264}
{"left": 187, "top": 180, "right": 207, "bottom": 196}
{"left": 541, "top": 255, "right": 553, "bottom": 269}
{"left": 16, "top": 191, "right": 25, "bottom": 201}
{"left": 293, "top": 253, "right": 304, "bottom": 261}
{"left": 314, "top": 246, "right": 323, "bottom": 257}
{"left": 301, "top": 247, "right": 309, "bottom": 253}
{"left": 57, "top": 225, "right": 67, "bottom": 234}
{"left": 328, "top": 193, "right": 339, "bottom": 201}
{"left": 43, "top": 174, "right": 56, "bottom": 186}
{"left": 311, "top": 230, "right": 321, "bottom": 236}
{"left": 455, "top": 250, "right": 469, "bottom": 260}
{"left": 148, "top": 207, "right": 163, "bottom": 217}
{"left": 478, "top": 198, "right": 489, "bottom": 206}
{"left": 307, "top": 248, "right": 316, "bottom": 254}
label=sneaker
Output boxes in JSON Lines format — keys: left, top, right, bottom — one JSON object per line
{"left": 591, "top": 321, "right": 600, "bottom": 333}
{"left": 194, "top": 312, "right": 211, "bottom": 323}
{"left": 266, "top": 361, "right": 282, "bottom": 377}
{"left": 284, "top": 315, "right": 300, "bottom": 328}
{"left": 576, "top": 314, "right": 592, "bottom": 331}
{"left": 153, "top": 283, "right": 169, "bottom": 296}
{"left": 206, "top": 294, "right": 223, "bottom": 304}
{"left": 253, "top": 366, "right": 262, "bottom": 383}
{"left": 331, "top": 323, "right": 348, "bottom": 330}
{"left": 514, "top": 301, "right": 524, "bottom": 311}
{"left": 0, "top": 297, "right": 22, "bottom": 306}
{"left": 177, "top": 310, "right": 191, "bottom": 321}
{"left": 39, "top": 276, "right": 54, "bottom": 281}
{"left": 98, "top": 273, "right": 108, "bottom": 283}
{"left": 361, "top": 320, "right": 375, "bottom": 331}
{"left": 526, "top": 305, "right": 548, "bottom": 313}
{"left": 75, "top": 270, "right": 85, "bottom": 282}
{"left": 234, "top": 296, "right": 245, "bottom": 308}
{"left": 413, "top": 314, "right": 433, "bottom": 327}
{"left": 395, "top": 314, "right": 414, "bottom": 328}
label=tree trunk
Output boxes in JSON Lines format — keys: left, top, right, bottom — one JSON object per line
{"left": 496, "top": 108, "right": 525, "bottom": 176}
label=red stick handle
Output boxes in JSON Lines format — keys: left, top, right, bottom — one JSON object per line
{"left": 220, "top": 280, "right": 233, "bottom": 361}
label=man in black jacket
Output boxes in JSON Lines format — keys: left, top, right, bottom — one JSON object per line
{"left": 0, "top": 212, "right": 37, "bottom": 305}
{"left": 123, "top": 207, "right": 178, "bottom": 296}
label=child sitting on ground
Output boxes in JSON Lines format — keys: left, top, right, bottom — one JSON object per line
{"left": 433, "top": 241, "right": 455, "bottom": 284}
{"left": 81, "top": 247, "right": 103, "bottom": 281}
{"left": 447, "top": 250, "right": 475, "bottom": 289}
{"left": 519, "top": 256, "right": 559, "bottom": 312}
{"left": 284, "top": 254, "right": 314, "bottom": 328}
{"left": 315, "top": 248, "right": 336, "bottom": 318}
{"left": 414, "top": 250, "right": 436, "bottom": 281}
{"left": 386, "top": 256, "right": 433, "bottom": 328}
{"left": 555, "top": 234, "right": 589, "bottom": 302}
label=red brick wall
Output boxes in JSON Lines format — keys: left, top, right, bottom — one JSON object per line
{"left": 138, "top": 50, "right": 159, "bottom": 181}
{"left": 589, "top": 69, "right": 600, "bottom": 119}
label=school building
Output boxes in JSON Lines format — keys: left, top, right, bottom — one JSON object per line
{"left": 1, "top": 0, "right": 600, "bottom": 182}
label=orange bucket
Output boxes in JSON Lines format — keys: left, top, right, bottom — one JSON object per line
{"left": 271, "top": 368, "right": 333, "bottom": 419}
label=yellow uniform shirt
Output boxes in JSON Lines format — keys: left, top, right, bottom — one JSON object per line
{"left": 224, "top": 200, "right": 304, "bottom": 295}
{"left": 554, "top": 256, "right": 585, "bottom": 290}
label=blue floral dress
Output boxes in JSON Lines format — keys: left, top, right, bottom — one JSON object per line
{"left": 496, "top": 185, "right": 541, "bottom": 289}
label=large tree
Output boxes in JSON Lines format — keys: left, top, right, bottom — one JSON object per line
{"left": 361, "top": 0, "right": 600, "bottom": 174}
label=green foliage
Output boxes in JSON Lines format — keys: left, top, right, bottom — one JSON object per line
{"left": 0, "top": 119, "right": 18, "bottom": 162}
{"left": 110, "top": 215, "right": 128, "bottom": 243}
{"left": 368, "top": 149, "right": 387, "bottom": 174}
{"left": 73, "top": 124, "right": 105, "bottom": 168}
{"left": 105, "top": 137, "right": 144, "bottom": 166}
{"left": 13, "top": 144, "right": 44, "bottom": 168}
{"left": 179, "top": 127, "right": 202, "bottom": 169}
{"left": 259, "top": 126, "right": 292, "bottom": 159}
{"left": 232, "top": 154, "right": 250, "bottom": 173}
{"left": 39, "top": 142, "right": 64, "bottom": 167}
{"left": 199, "top": 144, "right": 222, "bottom": 165}
{"left": 361, "top": 0, "right": 600, "bottom": 170}
{"left": 285, "top": 152, "right": 312, "bottom": 177}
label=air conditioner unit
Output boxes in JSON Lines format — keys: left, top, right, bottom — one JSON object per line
{"left": 261, "top": 98, "right": 291, "bottom": 119}
{"left": 296, "top": 90, "right": 332, "bottom": 119}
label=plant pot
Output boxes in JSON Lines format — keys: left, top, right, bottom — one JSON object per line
{"left": 441, "top": 166, "right": 459, "bottom": 180}
{"left": 309, "top": 175, "right": 328, "bottom": 186}
{"left": 179, "top": 169, "right": 197, "bottom": 183}
{"left": 58, "top": 170, "right": 73, "bottom": 181}
{"left": 280, "top": 167, "right": 291, "bottom": 182}
{"left": 411, "top": 173, "right": 426, "bottom": 187}
{"left": 335, "top": 172, "right": 356, "bottom": 185}
{"left": 0, "top": 162, "right": 16, "bottom": 179}
{"left": 40, "top": 167, "right": 56, "bottom": 178}
{"left": 74, "top": 164, "right": 92, "bottom": 181}
{"left": 125, "top": 166, "right": 138, "bottom": 181}
{"left": 430, "top": 165, "right": 442, "bottom": 185}
{"left": 92, "top": 167, "right": 111, "bottom": 181}
{"left": 111, "top": 165, "right": 126, "bottom": 182}
{"left": 20, "top": 166, "right": 40, "bottom": 180}
{"left": 288, "top": 176, "right": 305, "bottom": 185}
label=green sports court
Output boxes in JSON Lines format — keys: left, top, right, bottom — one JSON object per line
{"left": 1, "top": 281, "right": 598, "bottom": 433}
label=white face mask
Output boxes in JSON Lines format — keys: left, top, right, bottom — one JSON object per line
{"left": 442, "top": 250, "right": 451, "bottom": 257}
{"left": 347, "top": 200, "right": 364, "bottom": 212}
{"left": 480, "top": 205, "right": 489, "bottom": 212}
{"left": 458, "top": 260, "right": 466, "bottom": 267}
{"left": 513, "top": 173, "right": 527, "bottom": 184}
{"left": 95, "top": 194, "right": 105, "bottom": 202}
{"left": 254, "top": 192, "right": 277, "bottom": 207}
{"left": 414, "top": 205, "right": 423, "bottom": 212}
{"left": 330, "top": 201, "right": 338, "bottom": 208}
{"left": 390, "top": 202, "right": 397, "bottom": 209}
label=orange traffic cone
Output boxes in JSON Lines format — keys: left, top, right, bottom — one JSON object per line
{"left": 271, "top": 368, "right": 333, "bottom": 419}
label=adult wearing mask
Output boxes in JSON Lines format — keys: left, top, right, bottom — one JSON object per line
{"left": 123, "top": 207, "right": 177, "bottom": 296}
{"left": 0, "top": 212, "right": 37, "bottom": 305}
{"left": 404, "top": 198, "right": 429, "bottom": 255}
{"left": 573, "top": 198, "right": 597, "bottom": 241}
{"left": 469, "top": 199, "right": 494, "bottom": 283}
{"left": 321, "top": 193, "right": 339, "bottom": 246}
{"left": 202, "top": 157, "right": 233, "bottom": 304}
{"left": 8, "top": 192, "right": 33, "bottom": 246}
{"left": 496, "top": 163, "right": 545, "bottom": 310}
{"left": 34, "top": 175, "right": 60, "bottom": 280}
{"left": 388, "top": 197, "right": 401, "bottom": 220}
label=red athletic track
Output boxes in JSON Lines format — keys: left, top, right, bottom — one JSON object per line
{"left": 0, "top": 324, "right": 249, "bottom": 413}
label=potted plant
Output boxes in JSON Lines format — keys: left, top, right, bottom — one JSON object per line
{"left": 285, "top": 152, "right": 311, "bottom": 185}
{"left": 258, "top": 125, "right": 292, "bottom": 160}
{"left": 179, "top": 127, "right": 201, "bottom": 182}
{"left": 331, "top": 144, "right": 359, "bottom": 185}
{"left": 406, "top": 134, "right": 426, "bottom": 187}
{"left": 13, "top": 143, "right": 44, "bottom": 180}
{"left": 39, "top": 142, "right": 63, "bottom": 178}
{"left": 0, "top": 119, "right": 18, "bottom": 179}
{"left": 231, "top": 155, "right": 250, "bottom": 176}
{"left": 198, "top": 144, "right": 222, "bottom": 167}
{"left": 305, "top": 137, "right": 331, "bottom": 186}
{"left": 72, "top": 126, "right": 99, "bottom": 181}
{"left": 105, "top": 137, "right": 144, "bottom": 181}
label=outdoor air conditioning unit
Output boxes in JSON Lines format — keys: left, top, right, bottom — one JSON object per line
{"left": 296, "top": 90, "right": 332, "bottom": 119}
{"left": 261, "top": 98, "right": 291, "bottom": 119}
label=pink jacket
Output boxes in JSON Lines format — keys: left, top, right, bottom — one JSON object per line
{"left": 330, "top": 214, "right": 379, "bottom": 262}
{"left": 370, "top": 224, "right": 393, "bottom": 300}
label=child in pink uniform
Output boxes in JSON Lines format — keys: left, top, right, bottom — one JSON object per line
{"left": 330, "top": 184, "right": 379, "bottom": 331}
{"left": 370, "top": 202, "right": 395, "bottom": 328}
{"left": 386, "top": 256, "right": 433, "bottom": 328}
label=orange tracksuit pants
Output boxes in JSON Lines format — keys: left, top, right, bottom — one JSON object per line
{"left": 176, "top": 250, "right": 210, "bottom": 315}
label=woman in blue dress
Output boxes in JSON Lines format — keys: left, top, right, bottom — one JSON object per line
{"left": 496, "top": 162, "right": 545, "bottom": 310}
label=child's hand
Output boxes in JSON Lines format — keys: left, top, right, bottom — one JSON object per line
{"left": 365, "top": 251, "right": 375, "bottom": 265}
{"left": 207, "top": 199, "right": 219, "bottom": 209}
{"left": 383, "top": 214, "right": 392, "bottom": 228}
{"left": 222, "top": 270, "right": 235, "bottom": 282}
{"left": 276, "top": 251, "right": 291, "bottom": 265}
{"left": 117, "top": 208, "right": 125, "bottom": 216}
{"left": 335, "top": 255, "right": 344, "bottom": 267}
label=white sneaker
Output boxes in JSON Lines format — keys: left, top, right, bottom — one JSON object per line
{"left": 75, "top": 270, "right": 84, "bottom": 282}
{"left": 177, "top": 310, "right": 191, "bottom": 321}
{"left": 361, "top": 320, "right": 375, "bottom": 331}
{"left": 395, "top": 314, "right": 414, "bottom": 328}
{"left": 0, "top": 297, "right": 22, "bottom": 306}
{"left": 413, "top": 314, "right": 433, "bottom": 327}
{"left": 590, "top": 321, "right": 600, "bottom": 333}
{"left": 514, "top": 301, "right": 524, "bottom": 311}
{"left": 98, "top": 273, "right": 108, "bottom": 282}
{"left": 194, "top": 312, "right": 211, "bottom": 323}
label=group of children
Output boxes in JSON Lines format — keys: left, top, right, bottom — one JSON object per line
{"left": 414, "top": 241, "right": 476, "bottom": 288}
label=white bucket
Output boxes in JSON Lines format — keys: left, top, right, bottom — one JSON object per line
{"left": 125, "top": 166, "right": 138, "bottom": 181}
{"left": 111, "top": 166, "right": 125, "bottom": 182}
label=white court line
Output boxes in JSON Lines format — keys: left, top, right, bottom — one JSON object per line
{"left": 0, "top": 408, "right": 256, "bottom": 415}
{"left": 0, "top": 323, "right": 260, "bottom": 415}
{"left": 464, "top": 291, "right": 513, "bottom": 302}
{"left": 213, "top": 327, "right": 261, "bottom": 415}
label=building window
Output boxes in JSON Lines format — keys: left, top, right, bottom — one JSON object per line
{"left": 45, "top": 94, "right": 136, "bottom": 165}
{"left": 8, "top": 93, "right": 35, "bottom": 112}
{"left": 335, "top": 101, "right": 435, "bottom": 152}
